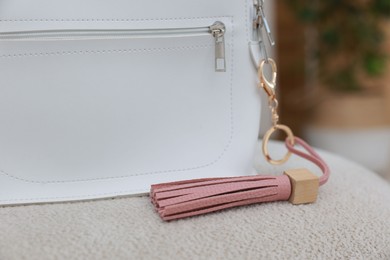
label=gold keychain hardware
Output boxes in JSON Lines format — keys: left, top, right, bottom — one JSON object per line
{"left": 258, "top": 58, "right": 295, "bottom": 165}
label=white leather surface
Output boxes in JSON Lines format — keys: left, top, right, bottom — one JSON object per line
{"left": 0, "top": 0, "right": 262, "bottom": 205}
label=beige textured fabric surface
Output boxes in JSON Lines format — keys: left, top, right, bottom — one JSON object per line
{"left": 1, "top": 141, "right": 390, "bottom": 259}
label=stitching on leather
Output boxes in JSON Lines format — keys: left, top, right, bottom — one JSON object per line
{"left": 0, "top": 45, "right": 213, "bottom": 58}
{"left": 245, "top": 0, "right": 250, "bottom": 42}
{"left": 0, "top": 20, "right": 237, "bottom": 201}
{"left": 0, "top": 0, "right": 251, "bottom": 202}
{"left": 0, "top": 5, "right": 250, "bottom": 202}
{"left": 0, "top": 16, "right": 231, "bottom": 22}
{"left": 0, "top": 18, "right": 235, "bottom": 185}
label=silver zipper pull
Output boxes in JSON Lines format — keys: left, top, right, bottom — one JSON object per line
{"left": 210, "top": 21, "right": 226, "bottom": 72}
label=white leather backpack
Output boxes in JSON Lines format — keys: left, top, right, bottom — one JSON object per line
{"left": 0, "top": 0, "right": 271, "bottom": 205}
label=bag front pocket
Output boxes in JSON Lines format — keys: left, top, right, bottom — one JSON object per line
{"left": 0, "top": 21, "right": 227, "bottom": 72}
{"left": 0, "top": 18, "right": 234, "bottom": 183}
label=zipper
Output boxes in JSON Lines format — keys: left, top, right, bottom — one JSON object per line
{"left": 0, "top": 21, "right": 226, "bottom": 72}
{"left": 209, "top": 21, "right": 226, "bottom": 72}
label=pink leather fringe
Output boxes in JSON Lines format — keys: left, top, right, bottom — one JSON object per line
{"left": 151, "top": 175, "right": 291, "bottom": 221}
{"left": 151, "top": 137, "right": 330, "bottom": 221}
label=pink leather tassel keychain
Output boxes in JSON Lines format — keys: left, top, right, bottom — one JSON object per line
{"left": 150, "top": 59, "right": 330, "bottom": 221}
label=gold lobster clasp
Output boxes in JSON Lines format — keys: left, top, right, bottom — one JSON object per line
{"left": 258, "top": 58, "right": 277, "bottom": 100}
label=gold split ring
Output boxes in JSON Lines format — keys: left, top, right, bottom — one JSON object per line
{"left": 262, "top": 124, "right": 295, "bottom": 165}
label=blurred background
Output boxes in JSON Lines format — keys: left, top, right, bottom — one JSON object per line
{"left": 271, "top": 1, "right": 390, "bottom": 181}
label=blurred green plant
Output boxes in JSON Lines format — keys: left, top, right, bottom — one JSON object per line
{"left": 287, "top": 0, "right": 390, "bottom": 92}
